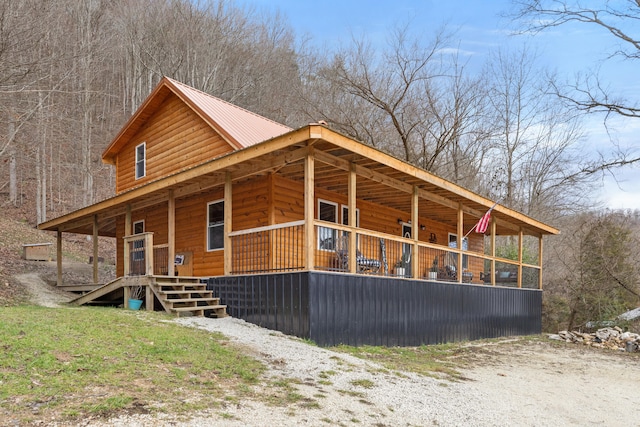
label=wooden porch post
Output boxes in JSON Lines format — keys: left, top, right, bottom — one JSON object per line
{"left": 538, "top": 236, "right": 544, "bottom": 290}
{"left": 457, "top": 204, "right": 463, "bottom": 283}
{"left": 348, "top": 163, "right": 357, "bottom": 273}
{"left": 56, "top": 229, "right": 62, "bottom": 286}
{"left": 490, "top": 219, "right": 496, "bottom": 286}
{"left": 123, "top": 285, "right": 130, "bottom": 308}
{"left": 146, "top": 284, "right": 153, "bottom": 311}
{"left": 144, "top": 232, "right": 154, "bottom": 276}
{"left": 411, "top": 186, "right": 419, "bottom": 279}
{"left": 124, "top": 204, "right": 131, "bottom": 276}
{"left": 224, "top": 172, "right": 232, "bottom": 275}
{"left": 517, "top": 228, "right": 524, "bottom": 288}
{"left": 167, "top": 190, "right": 175, "bottom": 276}
{"left": 267, "top": 173, "right": 275, "bottom": 271}
{"left": 304, "top": 148, "right": 315, "bottom": 270}
{"left": 92, "top": 215, "right": 99, "bottom": 284}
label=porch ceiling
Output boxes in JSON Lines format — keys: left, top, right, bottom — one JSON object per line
{"left": 276, "top": 139, "right": 546, "bottom": 236}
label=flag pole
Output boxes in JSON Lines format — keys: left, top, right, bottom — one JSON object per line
{"left": 463, "top": 223, "right": 478, "bottom": 240}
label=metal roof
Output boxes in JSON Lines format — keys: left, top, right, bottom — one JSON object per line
{"left": 165, "top": 77, "right": 292, "bottom": 149}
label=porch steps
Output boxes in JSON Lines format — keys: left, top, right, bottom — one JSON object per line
{"left": 70, "top": 277, "right": 132, "bottom": 306}
{"left": 151, "top": 276, "right": 227, "bottom": 318}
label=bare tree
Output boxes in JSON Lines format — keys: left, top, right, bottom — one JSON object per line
{"left": 483, "top": 47, "right": 590, "bottom": 217}
{"left": 113, "top": 0, "right": 301, "bottom": 123}
{"left": 420, "top": 56, "right": 492, "bottom": 189}
{"left": 0, "top": 0, "right": 304, "bottom": 224}
{"left": 303, "top": 24, "right": 451, "bottom": 163}
{"left": 511, "top": 0, "right": 640, "bottom": 170}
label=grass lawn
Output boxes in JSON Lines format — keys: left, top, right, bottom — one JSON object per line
{"left": 0, "top": 306, "right": 264, "bottom": 424}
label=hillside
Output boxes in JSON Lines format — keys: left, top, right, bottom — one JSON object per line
{"left": 0, "top": 213, "right": 115, "bottom": 305}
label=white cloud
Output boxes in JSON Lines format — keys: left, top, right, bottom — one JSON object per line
{"left": 599, "top": 167, "right": 640, "bottom": 210}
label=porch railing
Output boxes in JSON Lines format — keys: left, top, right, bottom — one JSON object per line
{"left": 153, "top": 244, "right": 169, "bottom": 275}
{"left": 124, "top": 222, "right": 541, "bottom": 288}
{"left": 313, "top": 223, "right": 541, "bottom": 288}
{"left": 228, "top": 220, "right": 305, "bottom": 274}
{"left": 123, "top": 232, "right": 154, "bottom": 276}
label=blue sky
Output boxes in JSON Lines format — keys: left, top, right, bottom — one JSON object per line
{"left": 240, "top": 0, "right": 640, "bottom": 210}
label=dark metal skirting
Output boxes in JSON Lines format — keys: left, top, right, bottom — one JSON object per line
{"left": 208, "top": 272, "right": 541, "bottom": 347}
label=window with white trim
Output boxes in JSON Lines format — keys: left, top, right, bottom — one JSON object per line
{"left": 131, "top": 220, "right": 145, "bottom": 262}
{"left": 448, "top": 233, "right": 469, "bottom": 269}
{"left": 207, "top": 200, "right": 224, "bottom": 251}
{"left": 318, "top": 199, "right": 338, "bottom": 250}
{"left": 341, "top": 205, "right": 360, "bottom": 227}
{"left": 133, "top": 220, "right": 145, "bottom": 234}
{"left": 135, "top": 142, "right": 146, "bottom": 179}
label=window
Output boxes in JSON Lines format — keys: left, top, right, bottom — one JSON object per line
{"left": 133, "top": 220, "right": 144, "bottom": 234}
{"left": 448, "top": 233, "right": 469, "bottom": 269}
{"left": 131, "top": 220, "right": 145, "bottom": 264}
{"left": 207, "top": 200, "right": 224, "bottom": 251}
{"left": 135, "top": 142, "right": 146, "bottom": 179}
{"left": 341, "top": 205, "right": 360, "bottom": 227}
{"left": 318, "top": 200, "right": 338, "bottom": 250}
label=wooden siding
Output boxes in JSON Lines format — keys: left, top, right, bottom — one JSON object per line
{"left": 271, "top": 174, "right": 482, "bottom": 252}
{"left": 273, "top": 175, "right": 304, "bottom": 222}
{"left": 115, "top": 93, "right": 234, "bottom": 193}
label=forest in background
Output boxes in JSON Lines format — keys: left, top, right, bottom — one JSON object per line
{"left": 0, "top": 0, "right": 638, "bottom": 330}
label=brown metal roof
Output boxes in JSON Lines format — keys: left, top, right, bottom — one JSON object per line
{"left": 165, "top": 78, "right": 292, "bottom": 149}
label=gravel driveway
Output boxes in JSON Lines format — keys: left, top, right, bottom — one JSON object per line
{"left": 96, "top": 316, "right": 640, "bottom": 427}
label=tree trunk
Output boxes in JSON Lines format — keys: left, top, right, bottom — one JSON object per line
{"left": 36, "top": 146, "right": 42, "bottom": 223}
{"left": 8, "top": 115, "right": 17, "bottom": 206}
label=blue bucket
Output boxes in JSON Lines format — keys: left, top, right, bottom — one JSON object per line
{"left": 128, "top": 299, "right": 143, "bottom": 310}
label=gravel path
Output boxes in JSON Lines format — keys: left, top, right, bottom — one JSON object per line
{"left": 15, "top": 273, "right": 73, "bottom": 308}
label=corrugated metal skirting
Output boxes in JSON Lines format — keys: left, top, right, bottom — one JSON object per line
{"left": 208, "top": 272, "right": 541, "bottom": 347}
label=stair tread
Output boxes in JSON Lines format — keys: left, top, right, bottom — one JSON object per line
{"left": 165, "top": 297, "right": 220, "bottom": 303}
{"left": 158, "top": 290, "right": 212, "bottom": 295}
{"left": 158, "top": 287, "right": 207, "bottom": 292}
{"left": 172, "top": 304, "right": 226, "bottom": 312}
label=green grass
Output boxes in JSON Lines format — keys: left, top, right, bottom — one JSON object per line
{"left": 331, "top": 343, "right": 471, "bottom": 381}
{"left": 349, "top": 379, "right": 375, "bottom": 389}
{"left": 330, "top": 336, "right": 562, "bottom": 381}
{"left": 0, "top": 306, "right": 264, "bottom": 423}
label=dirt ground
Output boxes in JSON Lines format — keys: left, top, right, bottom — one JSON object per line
{"left": 10, "top": 268, "right": 640, "bottom": 426}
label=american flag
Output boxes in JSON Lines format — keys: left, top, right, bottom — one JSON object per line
{"left": 476, "top": 204, "right": 497, "bottom": 234}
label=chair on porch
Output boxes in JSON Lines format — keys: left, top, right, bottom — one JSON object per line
{"left": 335, "top": 235, "right": 381, "bottom": 273}
{"left": 437, "top": 252, "right": 473, "bottom": 282}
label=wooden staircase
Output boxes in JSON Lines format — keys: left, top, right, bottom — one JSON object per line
{"left": 151, "top": 276, "right": 227, "bottom": 318}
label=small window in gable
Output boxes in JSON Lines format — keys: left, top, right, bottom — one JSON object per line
{"left": 135, "top": 142, "right": 146, "bottom": 179}
{"left": 207, "top": 200, "right": 224, "bottom": 251}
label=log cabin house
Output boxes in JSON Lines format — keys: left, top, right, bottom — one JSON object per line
{"left": 38, "top": 77, "right": 559, "bottom": 346}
